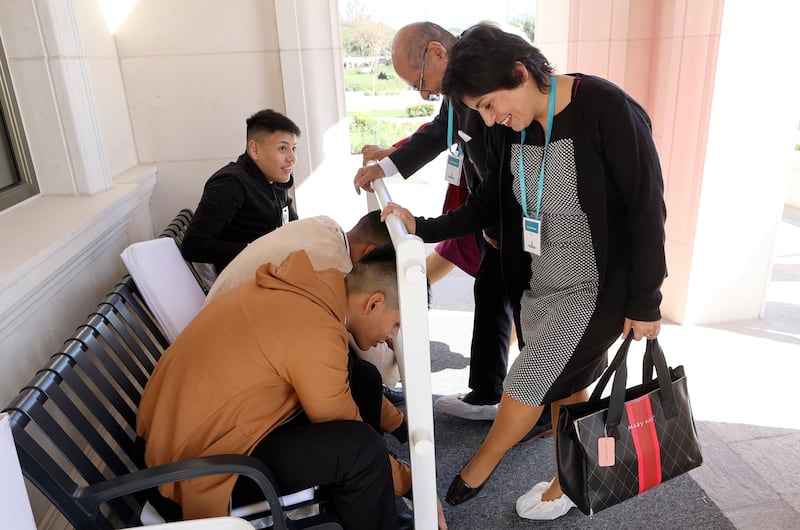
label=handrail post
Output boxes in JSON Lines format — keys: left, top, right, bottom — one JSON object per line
{"left": 370, "top": 178, "right": 437, "bottom": 529}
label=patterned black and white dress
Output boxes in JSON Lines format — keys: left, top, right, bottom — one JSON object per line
{"left": 414, "top": 75, "right": 667, "bottom": 406}
{"left": 504, "top": 137, "right": 600, "bottom": 406}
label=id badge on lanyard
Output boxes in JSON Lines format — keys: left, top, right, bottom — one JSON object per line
{"left": 519, "top": 75, "right": 557, "bottom": 256}
{"left": 444, "top": 103, "right": 463, "bottom": 186}
{"left": 281, "top": 205, "right": 290, "bottom": 225}
{"left": 522, "top": 217, "right": 542, "bottom": 254}
{"left": 444, "top": 151, "right": 463, "bottom": 185}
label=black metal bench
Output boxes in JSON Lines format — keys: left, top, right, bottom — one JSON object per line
{"left": 159, "top": 208, "right": 214, "bottom": 294}
{"left": 2, "top": 211, "right": 341, "bottom": 530}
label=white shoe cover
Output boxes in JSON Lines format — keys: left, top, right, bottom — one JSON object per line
{"left": 435, "top": 394, "right": 498, "bottom": 420}
{"left": 516, "top": 482, "right": 576, "bottom": 521}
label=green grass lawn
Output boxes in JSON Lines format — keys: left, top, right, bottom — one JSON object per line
{"left": 344, "top": 68, "right": 436, "bottom": 152}
{"left": 344, "top": 68, "right": 406, "bottom": 95}
{"left": 348, "top": 114, "right": 429, "bottom": 153}
{"left": 350, "top": 109, "right": 407, "bottom": 118}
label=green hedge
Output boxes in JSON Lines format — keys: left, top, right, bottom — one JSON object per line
{"left": 406, "top": 103, "right": 435, "bottom": 117}
{"left": 349, "top": 113, "right": 425, "bottom": 154}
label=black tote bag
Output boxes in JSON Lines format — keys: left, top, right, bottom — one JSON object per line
{"left": 556, "top": 334, "right": 703, "bottom": 516}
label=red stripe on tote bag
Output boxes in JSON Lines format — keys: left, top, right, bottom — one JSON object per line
{"left": 626, "top": 395, "right": 662, "bottom": 493}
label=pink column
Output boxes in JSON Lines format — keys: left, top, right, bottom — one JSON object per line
{"left": 535, "top": 0, "right": 795, "bottom": 324}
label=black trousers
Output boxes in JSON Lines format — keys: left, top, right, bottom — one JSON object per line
{"left": 468, "top": 240, "right": 514, "bottom": 401}
{"left": 233, "top": 355, "right": 397, "bottom": 528}
{"left": 140, "top": 356, "right": 396, "bottom": 526}
{"left": 240, "top": 420, "right": 396, "bottom": 530}
{"left": 347, "top": 351, "right": 383, "bottom": 433}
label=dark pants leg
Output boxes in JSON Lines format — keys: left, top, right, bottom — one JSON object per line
{"left": 468, "top": 241, "right": 513, "bottom": 402}
{"left": 237, "top": 420, "right": 396, "bottom": 530}
{"left": 348, "top": 351, "right": 383, "bottom": 433}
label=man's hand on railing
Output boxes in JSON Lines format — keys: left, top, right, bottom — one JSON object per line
{"left": 360, "top": 144, "right": 396, "bottom": 165}
{"left": 380, "top": 202, "right": 417, "bottom": 234}
{"left": 353, "top": 162, "right": 386, "bottom": 194}
{"left": 354, "top": 144, "right": 396, "bottom": 195}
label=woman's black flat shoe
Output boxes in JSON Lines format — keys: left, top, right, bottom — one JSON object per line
{"left": 446, "top": 474, "right": 485, "bottom": 505}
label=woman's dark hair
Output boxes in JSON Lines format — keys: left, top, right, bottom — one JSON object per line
{"left": 442, "top": 22, "right": 554, "bottom": 113}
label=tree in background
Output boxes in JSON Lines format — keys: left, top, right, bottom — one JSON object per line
{"left": 341, "top": 1, "right": 394, "bottom": 67}
{"left": 510, "top": 13, "right": 535, "bottom": 42}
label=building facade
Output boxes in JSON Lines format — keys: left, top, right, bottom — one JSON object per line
{"left": 0, "top": 0, "right": 797, "bottom": 526}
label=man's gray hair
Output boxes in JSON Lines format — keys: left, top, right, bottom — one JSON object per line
{"left": 398, "top": 22, "right": 459, "bottom": 69}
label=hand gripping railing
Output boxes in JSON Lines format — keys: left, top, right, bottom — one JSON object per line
{"left": 368, "top": 178, "right": 437, "bottom": 529}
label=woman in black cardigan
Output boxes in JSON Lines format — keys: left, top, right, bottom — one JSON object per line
{"left": 382, "top": 22, "right": 667, "bottom": 521}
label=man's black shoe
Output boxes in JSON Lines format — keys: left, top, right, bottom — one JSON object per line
{"left": 516, "top": 408, "right": 554, "bottom": 446}
{"left": 382, "top": 385, "right": 405, "bottom": 405}
{"left": 516, "top": 421, "right": 554, "bottom": 445}
{"left": 461, "top": 390, "right": 501, "bottom": 406}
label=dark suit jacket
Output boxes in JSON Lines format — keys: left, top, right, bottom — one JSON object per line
{"left": 388, "top": 99, "right": 501, "bottom": 239}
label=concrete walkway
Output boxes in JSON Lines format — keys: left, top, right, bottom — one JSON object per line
{"left": 684, "top": 205, "right": 800, "bottom": 529}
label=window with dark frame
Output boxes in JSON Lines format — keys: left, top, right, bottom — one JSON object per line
{"left": 0, "top": 36, "right": 38, "bottom": 212}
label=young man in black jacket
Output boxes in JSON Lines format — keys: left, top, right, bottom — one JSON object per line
{"left": 182, "top": 109, "right": 300, "bottom": 273}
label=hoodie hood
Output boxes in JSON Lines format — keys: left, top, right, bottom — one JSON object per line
{"left": 255, "top": 249, "right": 345, "bottom": 322}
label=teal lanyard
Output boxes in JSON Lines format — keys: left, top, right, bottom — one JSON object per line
{"left": 519, "top": 75, "right": 557, "bottom": 219}
{"left": 447, "top": 103, "right": 462, "bottom": 156}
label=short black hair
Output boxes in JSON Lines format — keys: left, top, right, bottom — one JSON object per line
{"left": 442, "top": 22, "right": 553, "bottom": 114}
{"left": 246, "top": 109, "right": 301, "bottom": 141}
{"left": 345, "top": 244, "right": 399, "bottom": 309}
{"left": 348, "top": 210, "right": 391, "bottom": 247}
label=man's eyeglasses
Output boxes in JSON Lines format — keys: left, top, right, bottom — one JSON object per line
{"left": 413, "top": 48, "right": 428, "bottom": 93}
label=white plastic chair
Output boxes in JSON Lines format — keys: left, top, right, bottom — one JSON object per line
{"left": 0, "top": 413, "right": 37, "bottom": 530}
{"left": 125, "top": 516, "right": 255, "bottom": 529}
{"left": 121, "top": 237, "right": 206, "bottom": 343}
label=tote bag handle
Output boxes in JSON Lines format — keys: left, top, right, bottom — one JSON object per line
{"left": 589, "top": 334, "right": 678, "bottom": 436}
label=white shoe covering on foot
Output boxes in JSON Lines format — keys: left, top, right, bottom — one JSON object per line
{"left": 516, "top": 482, "right": 576, "bottom": 521}
{"left": 515, "top": 481, "right": 550, "bottom": 514}
{"left": 435, "top": 394, "right": 498, "bottom": 420}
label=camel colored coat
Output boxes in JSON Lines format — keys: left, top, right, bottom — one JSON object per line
{"left": 136, "top": 250, "right": 408, "bottom": 519}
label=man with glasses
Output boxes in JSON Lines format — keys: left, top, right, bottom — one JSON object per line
{"left": 353, "top": 22, "right": 552, "bottom": 443}
{"left": 413, "top": 46, "right": 438, "bottom": 101}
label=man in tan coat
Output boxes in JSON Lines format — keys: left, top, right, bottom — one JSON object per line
{"left": 205, "top": 210, "right": 404, "bottom": 397}
{"left": 137, "top": 246, "right": 408, "bottom": 529}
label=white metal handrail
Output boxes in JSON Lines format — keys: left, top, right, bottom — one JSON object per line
{"left": 368, "top": 178, "right": 437, "bottom": 529}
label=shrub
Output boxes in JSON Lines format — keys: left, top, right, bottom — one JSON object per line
{"left": 348, "top": 115, "right": 427, "bottom": 154}
{"left": 406, "top": 103, "right": 435, "bottom": 117}
{"left": 350, "top": 112, "right": 374, "bottom": 129}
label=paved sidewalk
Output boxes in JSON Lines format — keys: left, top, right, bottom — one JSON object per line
{"left": 685, "top": 205, "right": 800, "bottom": 529}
